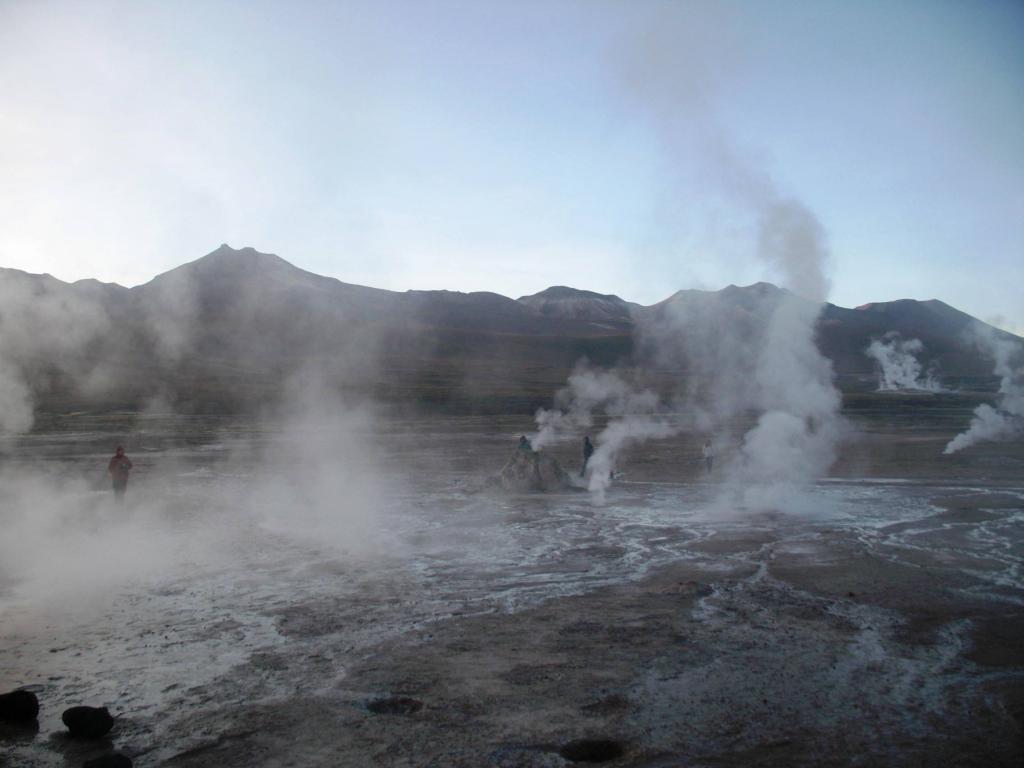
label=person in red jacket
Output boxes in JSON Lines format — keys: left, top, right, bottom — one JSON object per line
{"left": 108, "top": 446, "right": 133, "bottom": 502}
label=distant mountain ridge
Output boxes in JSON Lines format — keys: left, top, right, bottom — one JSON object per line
{"left": 516, "top": 286, "right": 639, "bottom": 330}
{"left": 0, "top": 245, "right": 1017, "bottom": 414}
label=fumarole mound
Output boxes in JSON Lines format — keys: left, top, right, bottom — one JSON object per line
{"left": 498, "top": 446, "right": 573, "bottom": 492}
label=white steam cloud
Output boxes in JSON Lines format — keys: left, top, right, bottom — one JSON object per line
{"left": 0, "top": 468, "right": 169, "bottom": 601}
{"left": 533, "top": 363, "right": 672, "bottom": 503}
{"left": 727, "top": 209, "right": 842, "bottom": 511}
{"left": 0, "top": 364, "right": 33, "bottom": 434}
{"left": 0, "top": 271, "right": 113, "bottom": 434}
{"left": 586, "top": 413, "right": 675, "bottom": 503}
{"left": 533, "top": 364, "right": 661, "bottom": 450}
{"left": 944, "top": 326, "right": 1023, "bottom": 454}
{"left": 865, "top": 334, "right": 942, "bottom": 392}
{"left": 247, "top": 372, "right": 386, "bottom": 552}
{"left": 0, "top": 372, "right": 392, "bottom": 618}
{"left": 0, "top": 252, "right": 394, "bottom": 618}
{"left": 621, "top": 7, "right": 843, "bottom": 511}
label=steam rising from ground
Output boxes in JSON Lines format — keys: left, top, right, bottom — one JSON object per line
{"left": 0, "top": 259, "right": 215, "bottom": 436}
{"left": 0, "top": 380, "right": 390, "bottom": 617}
{"left": 944, "top": 326, "right": 1024, "bottom": 454}
{"left": 0, "top": 272, "right": 112, "bottom": 434}
{"left": 248, "top": 375, "right": 385, "bottom": 552}
{"left": 621, "top": 8, "right": 843, "bottom": 511}
{"left": 0, "top": 369, "right": 32, "bottom": 434}
{"left": 586, "top": 413, "right": 674, "bottom": 501}
{"left": 534, "top": 364, "right": 672, "bottom": 502}
{"left": 533, "top": 366, "right": 654, "bottom": 450}
{"left": 533, "top": 9, "right": 847, "bottom": 511}
{"left": 0, "top": 465, "right": 201, "bottom": 610}
{"left": 731, "top": 289, "right": 842, "bottom": 511}
{"left": 0, "top": 257, "right": 392, "bottom": 616}
{"left": 866, "top": 334, "right": 942, "bottom": 392}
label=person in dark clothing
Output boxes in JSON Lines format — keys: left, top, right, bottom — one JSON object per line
{"left": 108, "top": 446, "right": 133, "bottom": 502}
{"left": 518, "top": 435, "right": 532, "bottom": 451}
{"left": 581, "top": 436, "right": 594, "bottom": 477}
{"left": 702, "top": 439, "right": 714, "bottom": 474}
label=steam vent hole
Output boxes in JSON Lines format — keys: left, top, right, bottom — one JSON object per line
{"left": 365, "top": 696, "right": 423, "bottom": 715}
{"left": 558, "top": 738, "right": 625, "bottom": 763}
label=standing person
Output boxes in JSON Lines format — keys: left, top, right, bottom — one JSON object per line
{"left": 581, "top": 436, "right": 594, "bottom": 477}
{"left": 702, "top": 439, "right": 714, "bottom": 475}
{"left": 108, "top": 446, "right": 133, "bottom": 502}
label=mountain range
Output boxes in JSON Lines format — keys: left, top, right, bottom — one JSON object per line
{"left": 0, "top": 244, "right": 1016, "bottom": 415}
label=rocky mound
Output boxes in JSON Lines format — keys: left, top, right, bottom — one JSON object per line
{"left": 498, "top": 446, "right": 572, "bottom": 492}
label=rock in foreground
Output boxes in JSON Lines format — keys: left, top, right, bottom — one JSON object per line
{"left": 62, "top": 706, "right": 114, "bottom": 739}
{"left": 0, "top": 689, "right": 39, "bottom": 722}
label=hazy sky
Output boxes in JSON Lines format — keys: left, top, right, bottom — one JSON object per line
{"left": 2, "top": 0, "right": 1022, "bottom": 331}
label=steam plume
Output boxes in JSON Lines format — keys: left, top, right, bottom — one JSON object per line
{"left": 0, "top": 271, "right": 112, "bottom": 435}
{"left": 621, "top": 8, "right": 843, "bottom": 510}
{"left": 534, "top": 363, "right": 672, "bottom": 502}
{"left": 865, "top": 334, "right": 942, "bottom": 392}
{"left": 0, "top": 249, "right": 393, "bottom": 614}
{"left": 533, "top": 364, "right": 660, "bottom": 450}
{"left": 944, "top": 326, "right": 1023, "bottom": 454}
{"left": 586, "top": 413, "right": 674, "bottom": 503}
{"left": 730, "top": 205, "right": 842, "bottom": 510}
{"left": 0, "top": 364, "right": 33, "bottom": 434}
{"left": 248, "top": 371, "right": 386, "bottom": 551}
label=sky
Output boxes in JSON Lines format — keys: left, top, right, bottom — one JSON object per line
{"left": 1, "top": 0, "right": 1022, "bottom": 332}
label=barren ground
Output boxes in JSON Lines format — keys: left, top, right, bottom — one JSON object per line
{"left": 2, "top": 399, "right": 1022, "bottom": 767}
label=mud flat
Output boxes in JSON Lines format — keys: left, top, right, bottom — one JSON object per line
{"left": 148, "top": 493, "right": 1023, "bottom": 768}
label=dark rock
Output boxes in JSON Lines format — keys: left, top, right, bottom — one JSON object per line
{"left": 62, "top": 706, "right": 114, "bottom": 739}
{"left": 0, "top": 689, "right": 39, "bottom": 721}
{"left": 499, "top": 448, "right": 571, "bottom": 492}
{"left": 365, "top": 696, "right": 423, "bottom": 715}
{"left": 558, "top": 738, "right": 625, "bottom": 763}
{"left": 83, "top": 754, "right": 133, "bottom": 768}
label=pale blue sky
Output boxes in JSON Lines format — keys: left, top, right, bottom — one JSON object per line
{"left": 1, "top": 0, "right": 1021, "bottom": 331}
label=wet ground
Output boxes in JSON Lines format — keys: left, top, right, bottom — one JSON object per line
{"left": 1, "top": 407, "right": 1022, "bottom": 766}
